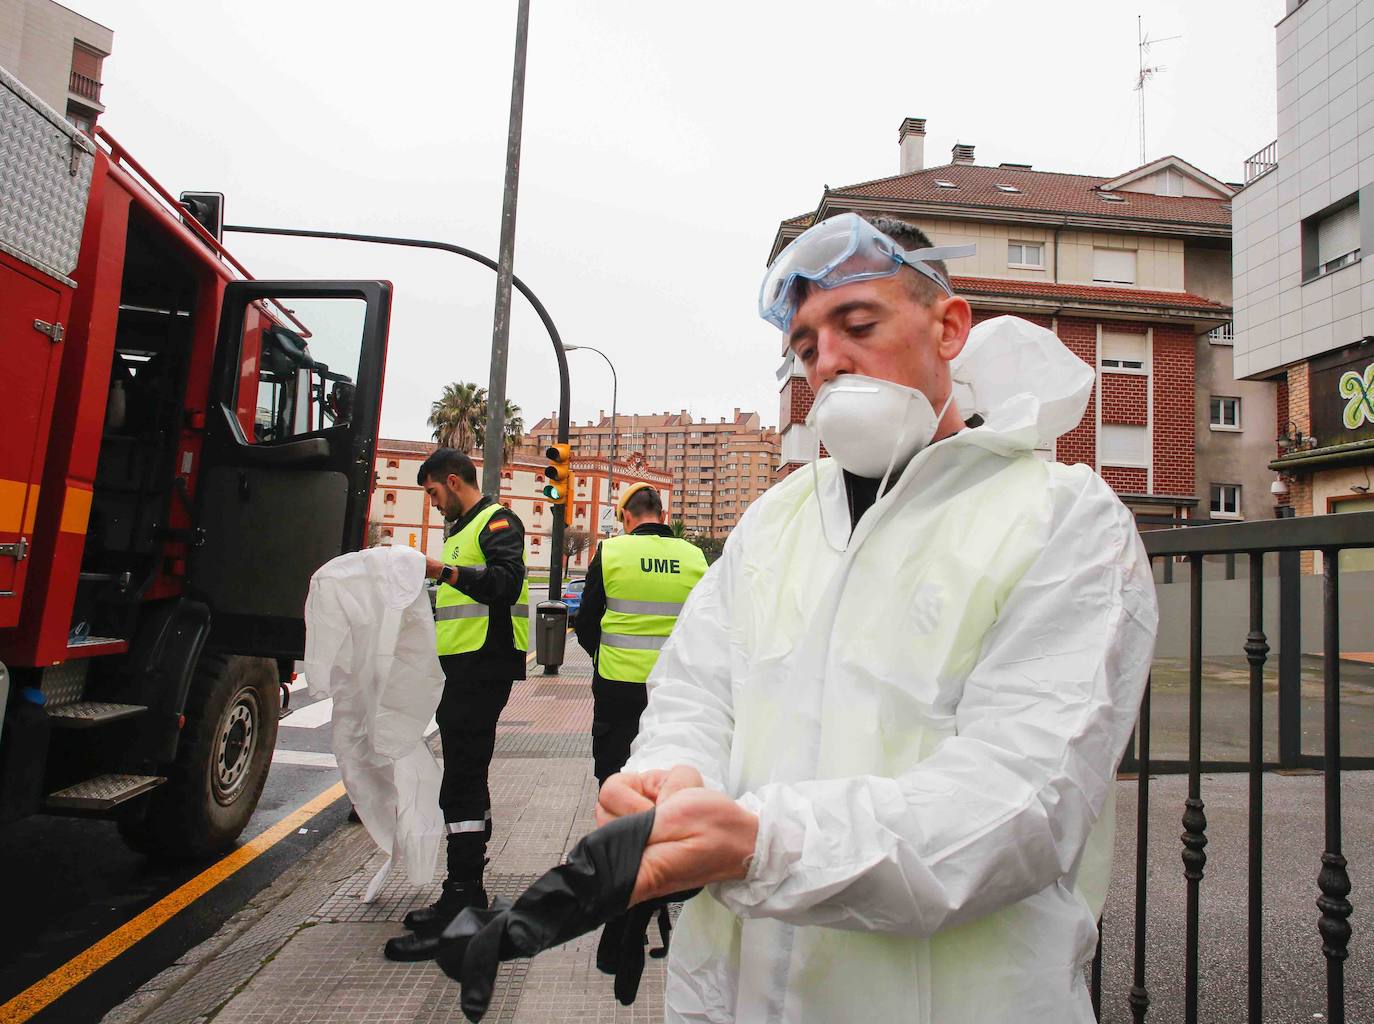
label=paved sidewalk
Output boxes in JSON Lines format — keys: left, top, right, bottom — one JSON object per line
{"left": 106, "top": 642, "right": 659, "bottom": 1024}
{"left": 105, "top": 642, "right": 1373, "bottom": 1023}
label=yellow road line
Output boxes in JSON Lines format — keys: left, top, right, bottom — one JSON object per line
{"left": 0, "top": 781, "right": 347, "bottom": 1023}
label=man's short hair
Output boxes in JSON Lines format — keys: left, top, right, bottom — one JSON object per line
{"left": 417, "top": 447, "right": 477, "bottom": 487}
{"left": 857, "top": 212, "right": 950, "bottom": 305}
{"left": 623, "top": 485, "right": 663, "bottom": 519}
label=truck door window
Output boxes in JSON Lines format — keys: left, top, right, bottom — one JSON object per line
{"left": 233, "top": 297, "right": 365, "bottom": 444}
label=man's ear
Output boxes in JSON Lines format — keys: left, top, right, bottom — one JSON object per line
{"left": 935, "top": 296, "right": 972, "bottom": 362}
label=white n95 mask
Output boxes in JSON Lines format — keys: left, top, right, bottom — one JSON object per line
{"left": 806, "top": 374, "right": 955, "bottom": 480}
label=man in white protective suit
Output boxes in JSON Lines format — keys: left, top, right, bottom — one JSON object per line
{"left": 595, "top": 212, "right": 1159, "bottom": 1023}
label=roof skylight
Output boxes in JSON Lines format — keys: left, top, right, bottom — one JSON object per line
{"left": 1099, "top": 193, "right": 1127, "bottom": 203}
{"left": 934, "top": 180, "right": 958, "bottom": 189}
{"left": 994, "top": 183, "right": 1021, "bottom": 193}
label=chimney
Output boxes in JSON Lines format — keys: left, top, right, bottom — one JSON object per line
{"left": 952, "top": 143, "right": 975, "bottom": 165}
{"left": 898, "top": 117, "right": 926, "bottom": 174}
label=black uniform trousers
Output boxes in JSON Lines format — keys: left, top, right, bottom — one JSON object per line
{"left": 591, "top": 680, "right": 649, "bottom": 787}
{"left": 436, "top": 656, "right": 514, "bottom": 877}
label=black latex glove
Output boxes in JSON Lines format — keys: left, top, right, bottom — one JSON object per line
{"left": 437, "top": 809, "right": 698, "bottom": 1021}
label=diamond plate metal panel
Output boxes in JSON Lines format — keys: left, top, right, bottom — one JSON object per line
{"left": 46, "top": 772, "right": 163, "bottom": 809}
{"left": 0, "top": 63, "right": 96, "bottom": 284}
{"left": 39, "top": 659, "right": 88, "bottom": 707}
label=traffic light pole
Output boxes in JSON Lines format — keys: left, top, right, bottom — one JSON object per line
{"left": 222, "top": 222, "right": 573, "bottom": 602}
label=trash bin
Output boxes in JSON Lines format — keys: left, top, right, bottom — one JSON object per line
{"left": 535, "top": 600, "right": 568, "bottom": 671}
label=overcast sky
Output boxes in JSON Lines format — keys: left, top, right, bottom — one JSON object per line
{"left": 77, "top": 0, "right": 1284, "bottom": 439}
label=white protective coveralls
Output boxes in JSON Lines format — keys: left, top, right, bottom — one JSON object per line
{"left": 304, "top": 545, "right": 447, "bottom": 901}
{"left": 623, "top": 316, "right": 1159, "bottom": 1023}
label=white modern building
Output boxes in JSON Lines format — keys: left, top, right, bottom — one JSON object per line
{"left": 1232, "top": 0, "right": 1374, "bottom": 569}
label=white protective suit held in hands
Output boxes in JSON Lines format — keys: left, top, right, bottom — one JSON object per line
{"left": 304, "top": 546, "right": 447, "bottom": 902}
{"left": 623, "top": 315, "right": 1159, "bottom": 1023}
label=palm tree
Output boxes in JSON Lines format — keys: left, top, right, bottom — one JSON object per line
{"left": 428, "top": 382, "right": 486, "bottom": 452}
{"left": 669, "top": 519, "right": 687, "bottom": 538}
{"left": 502, "top": 401, "right": 524, "bottom": 463}
{"left": 472, "top": 398, "right": 525, "bottom": 461}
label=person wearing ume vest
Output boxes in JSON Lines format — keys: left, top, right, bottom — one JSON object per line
{"left": 384, "top": 448, "right": 530, "bottom": 963}
{"left": 573, "top": 481, "right": 706, "bottom": 973}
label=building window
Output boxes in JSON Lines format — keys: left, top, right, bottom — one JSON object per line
{"left": 386, "top": 459, "right": 400, "bottom": 469}
{"left": 1093, "top": 248, "right": 1137, "bottom": 285}
{"left": 1211, "top": 483, "right": 1242, "bottom": 518}
{"left": 1100, "top": 424, "right": 1148, "bottom": 467}
{"left": 533, "top": 502, "right": 544, "bottom": 515}
{"left": 1209, "top": 396, "right": 1242, "bottom": 430}
{"left": 531, "top": 535, "right": 542, "bottom": 547}
{"left": 1007, "top": 242, "right": 1043, "bottom": 268}
{"left": 1303, "top": 198, "right": 1361, "bottom": 280}
{"left": 576, "top": 503, "right": 587, "bottom": 518}
{"left": 1100, "top": 331, "right": 1147, "bottom": 371}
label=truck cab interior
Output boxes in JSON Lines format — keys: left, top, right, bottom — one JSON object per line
{"left": 73, "top": 207, "right": 198, "bottom": 645}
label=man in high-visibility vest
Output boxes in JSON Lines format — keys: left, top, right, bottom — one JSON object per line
{"left": 573, "top": 481, "right": 706, "bottom": 971}
{"left": 385, "top": 448, "right": 530, "bottom": 962}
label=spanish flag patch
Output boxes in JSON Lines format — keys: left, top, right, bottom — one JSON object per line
{"left": 486, "top": 518, "right": 511, "bottom": 533}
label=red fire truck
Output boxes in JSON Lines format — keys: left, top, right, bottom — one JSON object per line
{"left": 0, "top": 66, "right": 390, "bottom": 857}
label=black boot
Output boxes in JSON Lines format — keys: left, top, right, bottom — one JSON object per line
{"left": 385, "top": 880, "right": 488, "bottom": 962}
{"left": 402, "top": 879, "right": 489, "bottom": 933}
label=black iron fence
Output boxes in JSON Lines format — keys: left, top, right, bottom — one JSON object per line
{"left": 1092, "top": 509, "right": 1374, "bottom": 1024}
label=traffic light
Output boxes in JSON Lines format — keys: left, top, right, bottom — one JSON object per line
{"left": 543, "top": 444, "right": 574, "bottom": 526}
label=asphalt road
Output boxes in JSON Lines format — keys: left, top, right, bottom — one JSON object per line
{"left": 0, "top": 678, "right": 353, "bottom": 1024}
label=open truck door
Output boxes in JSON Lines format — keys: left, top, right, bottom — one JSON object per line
{"left": 191, "top": 281, "right": 391, "bottom": 659}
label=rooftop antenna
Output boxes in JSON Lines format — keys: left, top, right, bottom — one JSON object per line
{"left": 1137, "top": 15, "right": 1181, "bottom": 166}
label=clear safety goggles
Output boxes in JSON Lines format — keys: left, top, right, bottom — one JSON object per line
{"left": 759, "top": 212, "right": 975, "bottom": 334}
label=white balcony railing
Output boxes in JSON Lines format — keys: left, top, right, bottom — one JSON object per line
{"left": 1243, "top": 141, "right": 1277, "bottom": 184}
{"left": 1207, "top": 322, "right": 1235, "bottom": 344}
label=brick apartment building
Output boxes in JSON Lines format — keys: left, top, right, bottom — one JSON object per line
{"left": 1231, "top": 0, "right": 1374, "bottom": 573}
{"left": 772, "top": 118, "right": 1278, "bottom": 528}
{"left": 526, "top": 410, "right": 779, "bottom": 536}
{"left": 0, "top": 0, "right": 112, "bottom": 134}
{"left": 369, "top": 439, "right": 673, "bottom": 574}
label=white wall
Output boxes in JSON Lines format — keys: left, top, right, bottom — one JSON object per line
{"left": 1233, "top": 0, "right": 1374, "bottom": 380}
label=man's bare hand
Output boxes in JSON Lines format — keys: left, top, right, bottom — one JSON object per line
{"left": 595, "top": 765, "right": 707, "bottom": 827}
{"left": 595, "top": 770, "right": 665, "bottom": 826}
{"left": 630, "top": 787, "right": 759, "bottom": 905}
{"left": 425, "top": 556, "right": 445, "bottom": 580}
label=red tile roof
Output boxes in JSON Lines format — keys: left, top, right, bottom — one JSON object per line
{"left": 828, "top": 162, "right": 1231, "bottom": 228}
{"left": 953, "top": 275, "right": 1229, "bottom": 311}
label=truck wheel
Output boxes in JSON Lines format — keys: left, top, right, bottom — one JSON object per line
{"left": 118, "top": 653, "right": 280, "bottom": 860}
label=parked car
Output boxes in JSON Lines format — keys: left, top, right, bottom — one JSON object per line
{"left": 562, "top": 578, "right": 586, "bottom": 623}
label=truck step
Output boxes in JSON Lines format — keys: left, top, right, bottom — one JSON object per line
{"left": 47, "top": 701, "right": 148, "bottom": 728}
{"left": 46, "top": 773, "right": 164, "bottom": 811}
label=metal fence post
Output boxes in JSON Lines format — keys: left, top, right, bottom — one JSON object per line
{"left": 1278, "top": 545, "right": 1302, "bottom": 769}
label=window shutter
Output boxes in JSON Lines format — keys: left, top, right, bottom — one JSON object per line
{"left": 1093, "top": 248, "right": 1137, "bottom": 284}
{"left": 1317, "top": 203, "right": 1361, "bottom": 265}
{"left": 71, "top": 42, "right": 103, "bottom": 78}
{"left": 1100, "top": 424, "right": 1148, "bottom": 466}
{"left": 1102, "top": 331, "right": 1147, "bottom": 367}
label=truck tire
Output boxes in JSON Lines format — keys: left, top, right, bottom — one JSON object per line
{"left": 118, "top": 653, "right": 280, "bottom": 860}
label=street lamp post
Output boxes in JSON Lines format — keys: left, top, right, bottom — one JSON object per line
{"left": 563, "top": 345, "right": 618, "bottom": 537}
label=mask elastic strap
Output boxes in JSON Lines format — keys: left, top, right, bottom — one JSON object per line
{"left": 876, "top": 387, "right": 957, "bottom": 500}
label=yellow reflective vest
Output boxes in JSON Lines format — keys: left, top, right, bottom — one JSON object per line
{"left": 435, "top": 503, "right": 530, "bottom": 656}
{"left": 597, "top": 533, "right": 707, "bottom": 683}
